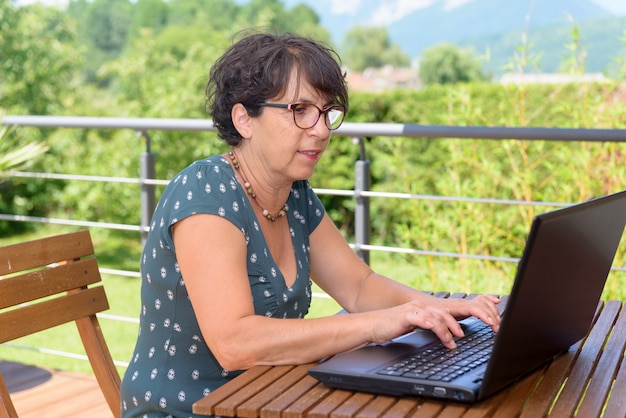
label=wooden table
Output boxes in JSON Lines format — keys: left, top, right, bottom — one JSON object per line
{"left": 193, "top": 295, "right": 626, "bottom": 418}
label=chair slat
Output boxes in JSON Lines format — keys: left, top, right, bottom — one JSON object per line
{"left": 0, "top": 286, "right": 109, "bottom": 343}
{"left": 0, "top": 230, "right": 93, "bottom": 276}
{"left": 0, "top": 258, "right": 101, "bottom": 309}
{"left": 0, "top": 230, "right": 121, "bottom": 418}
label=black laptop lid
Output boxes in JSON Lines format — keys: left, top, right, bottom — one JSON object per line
{"left": 479, "top": 190, "right": 626, "bottom": 398}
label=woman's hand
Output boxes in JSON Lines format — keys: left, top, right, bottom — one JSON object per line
{"left": 369, "top": 294, "right": 501, "bottom": 349}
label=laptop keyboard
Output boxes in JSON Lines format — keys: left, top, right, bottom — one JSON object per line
{"left": 376, "top": 321, "right": 494, "bottom": 382}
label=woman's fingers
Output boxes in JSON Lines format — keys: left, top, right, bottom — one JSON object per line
{"left": 408, "top": 308, "right": 462, "bottom": 349}
{"left": 407, "top": 295, "right": 501, "bottom": 349}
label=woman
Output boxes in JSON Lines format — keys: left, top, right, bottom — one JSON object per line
{"left": 120, "top": 31, "right": 500, "bottom": 417}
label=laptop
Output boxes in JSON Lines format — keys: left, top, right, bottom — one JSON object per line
{"left": 309, "top": 189, "right": 626, "bottom": 403}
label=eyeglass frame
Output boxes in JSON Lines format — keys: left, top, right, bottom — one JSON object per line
{"left": 257, "top": 102, "right": 346, "bottom": 130}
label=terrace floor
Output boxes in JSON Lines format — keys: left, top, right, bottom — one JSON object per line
{"left": 1, "top": 361, "right": 112, "bottom": 417}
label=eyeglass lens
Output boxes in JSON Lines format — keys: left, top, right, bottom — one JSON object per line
{"left": 294, "top": 104, "right": 344, "bottom": 130}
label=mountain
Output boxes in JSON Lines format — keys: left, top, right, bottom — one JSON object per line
{"left": 461, "top": 15, "right": 626, "bottom": 74}
{"left": 284, "top": 0, "right": 624, "bottom": 74}
{"left": 381, "top": 0, "right": 613, "bottom": 58}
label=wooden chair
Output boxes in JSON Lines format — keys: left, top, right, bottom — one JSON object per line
{"left": 0, "top": 230, "right": 121, "bottom": 418}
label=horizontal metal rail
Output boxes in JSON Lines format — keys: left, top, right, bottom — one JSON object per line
{"left": 9, "top": 171, "right": 573, "bottom": 206}
{"left": 4, "top": 115, "right": 626, "bottom": 142}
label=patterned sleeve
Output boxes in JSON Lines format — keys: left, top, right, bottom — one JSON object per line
{"left": 153, "top": 156, "right": 248, "bottom": 252}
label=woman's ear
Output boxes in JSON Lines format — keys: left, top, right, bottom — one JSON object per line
{"left": 231, "top": 103, "right": 252, "bottom": 139}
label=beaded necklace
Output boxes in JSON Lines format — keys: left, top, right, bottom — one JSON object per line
{"left": 228, "top": 151, "right": 287, "bottom": 222}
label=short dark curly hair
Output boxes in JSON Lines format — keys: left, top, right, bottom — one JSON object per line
{"left": 205, "top": 31, "right": 349, "bottom": 146}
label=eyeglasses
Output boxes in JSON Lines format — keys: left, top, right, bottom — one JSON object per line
{"left": 258, "top": 102, "right": 346, "bottom": 130}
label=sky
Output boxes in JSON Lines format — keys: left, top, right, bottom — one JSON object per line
{"left": 284, "top": 0, "right": 626, "bottom": 27}
{"left": 15, "top": 0, "right": 626, "bottom": 26}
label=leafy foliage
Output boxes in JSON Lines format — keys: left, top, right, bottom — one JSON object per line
{"left": 419, "top": 43, "right": 488, "bottom": 86}
{"left": 0, "top": 125, "right": 54, "bottom": 235}
{"left": 0, "top": 126, "right": 48, "bottom": 175}
{"left": 341, "top": 26, "right": 410, "bottom": 71}
{"left": 0, "top": 0, "right": 82, "bottom": 114}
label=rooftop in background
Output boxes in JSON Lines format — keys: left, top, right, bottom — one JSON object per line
{"left": 346, "top": 66, "right": 422, "bottom": 92}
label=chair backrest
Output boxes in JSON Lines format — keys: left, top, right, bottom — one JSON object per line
{"left": 0, "top": 230, "right": 121, "bottom": 418}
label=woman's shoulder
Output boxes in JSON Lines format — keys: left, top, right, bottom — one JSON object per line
{"left": 159, "top": 154, "right": 236, "bottom": 204}
{"left": 171, "top": 154, "right": 232, "bottom": 181}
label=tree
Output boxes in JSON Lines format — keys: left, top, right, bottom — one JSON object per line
{"left": 128, "top": 0, "right": 169, "bottom": 38}
{"left": 419, "top": 43, "right": 487, "bottom": 86}
{"left": 341, "top": 26, "right": 410, "bottom": 71}
{"left": 0, "top": 0, "right": 82, "bottom": 115}
{"left": 277, "top": 3, "right": 331, "bottom": 43}
{"left": 78, "top": 0, "right": 133, "bottom": 83}
{"left": 167, "top": 0, "right": 238, "bottom": 30}
{"left": 232, "top": 0, "right": 330, "bottom": 42}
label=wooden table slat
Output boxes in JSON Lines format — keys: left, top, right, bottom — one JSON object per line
{"left": 383, "top": 398, "right": 423, "bottom": 418}
{"left": 407, "top": 401, "right": 444, "bottom": 418}
{"left": 260, "top": 366, "right": 321, "bottom": 418}
{"left": 459, "top": 391, "right": 506, "bottom": 418}
{"left": 216, "top": 365, "right": 295, "bottom": 417}
{"left": 192, "top": 365, "right": 272, "bottom": 416}
{"left": 282, "top": 383, "right": 334, "bottom": 418}
{"left": 518, "top": 301, "right": 606, "bottom": 417}
{"left": 549, "top": 300, "right": 620, "bottom": 417}
{"left": 351, "top": 395, "right": 397, "bottom": 418}
{"left": 490, "top": 368, "right": 543, "bottom": 418}
{"left": 518, "top": 341, "right": 582, "bottom": 418}
{"left": 329, "top": 392, "right": 375, "bottom": 418}
{"left": 428, "top": 402, "right": 467, "bottom": 418}
{"left": 602, "top": 326, "right": 626, "bottom": 418}
{"left": 576, "top": 300, "right": 626, "bottom": 417}
{"left": 237, "top": 364, "right": 313, "bottom": 417}
{"left": 306, "top": 389, "right": 353, "bottom": 418}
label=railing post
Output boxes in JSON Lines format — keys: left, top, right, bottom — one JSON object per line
{"left": 138, "top": 131, "right": 155, "bottom": 246}
{"left": 353, "top": 137, "right": 371, "bottom": 264}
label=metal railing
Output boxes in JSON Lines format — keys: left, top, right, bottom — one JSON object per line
{"left": 2, "top": 115, "right": 626, "bottom": 369}
{"left": 5, "top": 115, "right": 626, "bottom": 258}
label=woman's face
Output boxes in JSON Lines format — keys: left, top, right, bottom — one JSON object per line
{"left": 248, "top": 70, "right": 334, "bottom": 186}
